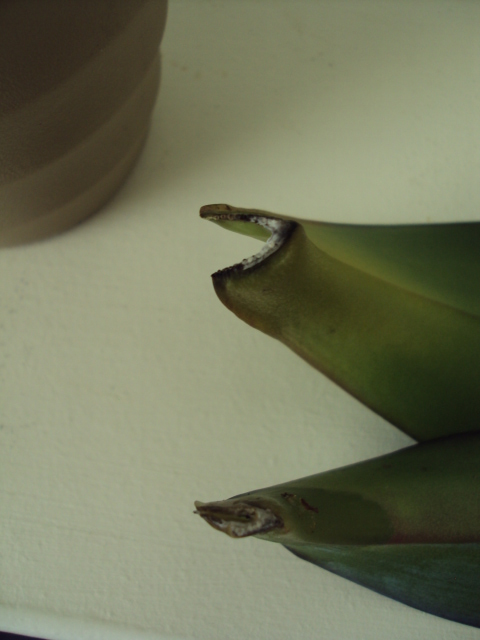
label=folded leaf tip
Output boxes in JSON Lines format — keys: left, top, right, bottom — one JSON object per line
{"left": 200, "top": 203, "right": 296, "bottom": 276}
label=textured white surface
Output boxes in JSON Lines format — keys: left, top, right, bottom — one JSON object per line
{"left": 1, "top": 1, "right": 480, "bottom": 638}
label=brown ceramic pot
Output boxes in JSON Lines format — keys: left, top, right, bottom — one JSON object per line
{"left": 0, "top": 0, "right": 168, "bottom": 246}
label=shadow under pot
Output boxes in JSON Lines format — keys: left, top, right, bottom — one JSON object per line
{"left": 0, "top": 0, "right": 168, "bottom": 246}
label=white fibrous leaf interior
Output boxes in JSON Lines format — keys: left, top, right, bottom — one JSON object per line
{"left": 238, "top": 216, "right": 292, "bottom": 271}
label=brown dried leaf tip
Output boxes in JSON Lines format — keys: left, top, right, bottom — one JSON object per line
{"left": 194, "top": 500, "right": 283, "bottom": 538}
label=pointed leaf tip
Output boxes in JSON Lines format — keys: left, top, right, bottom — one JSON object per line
{"left": 195, "top": 499, "right": 283, "bottom": 538}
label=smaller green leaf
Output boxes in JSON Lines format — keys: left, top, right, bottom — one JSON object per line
{"left": 196, "top": 431, "right": 480, "bottom": 627}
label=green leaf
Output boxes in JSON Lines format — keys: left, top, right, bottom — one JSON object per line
{"left": 201, "top": 204, "right": 480, "bottom": 441}
{"left": 196, "top": 431, "right": 480, "bottom": 627}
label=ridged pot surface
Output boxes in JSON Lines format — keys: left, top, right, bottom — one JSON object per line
{"left": 0, "top": 0, "right": 168, "bottom": 246}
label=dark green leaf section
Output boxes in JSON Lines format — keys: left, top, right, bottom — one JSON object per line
{"left": 297, "top": 221, "right": 480, "bottom": 319}
{"left": 286, "top": 542, "right": 480, "bottom": 628}
{"left": 201, "top": 204, "right": 480, "bottom": 441}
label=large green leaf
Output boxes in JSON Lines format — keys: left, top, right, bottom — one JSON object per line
{"left": 201, "top": 204, "right": 480, "bottom": 441}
